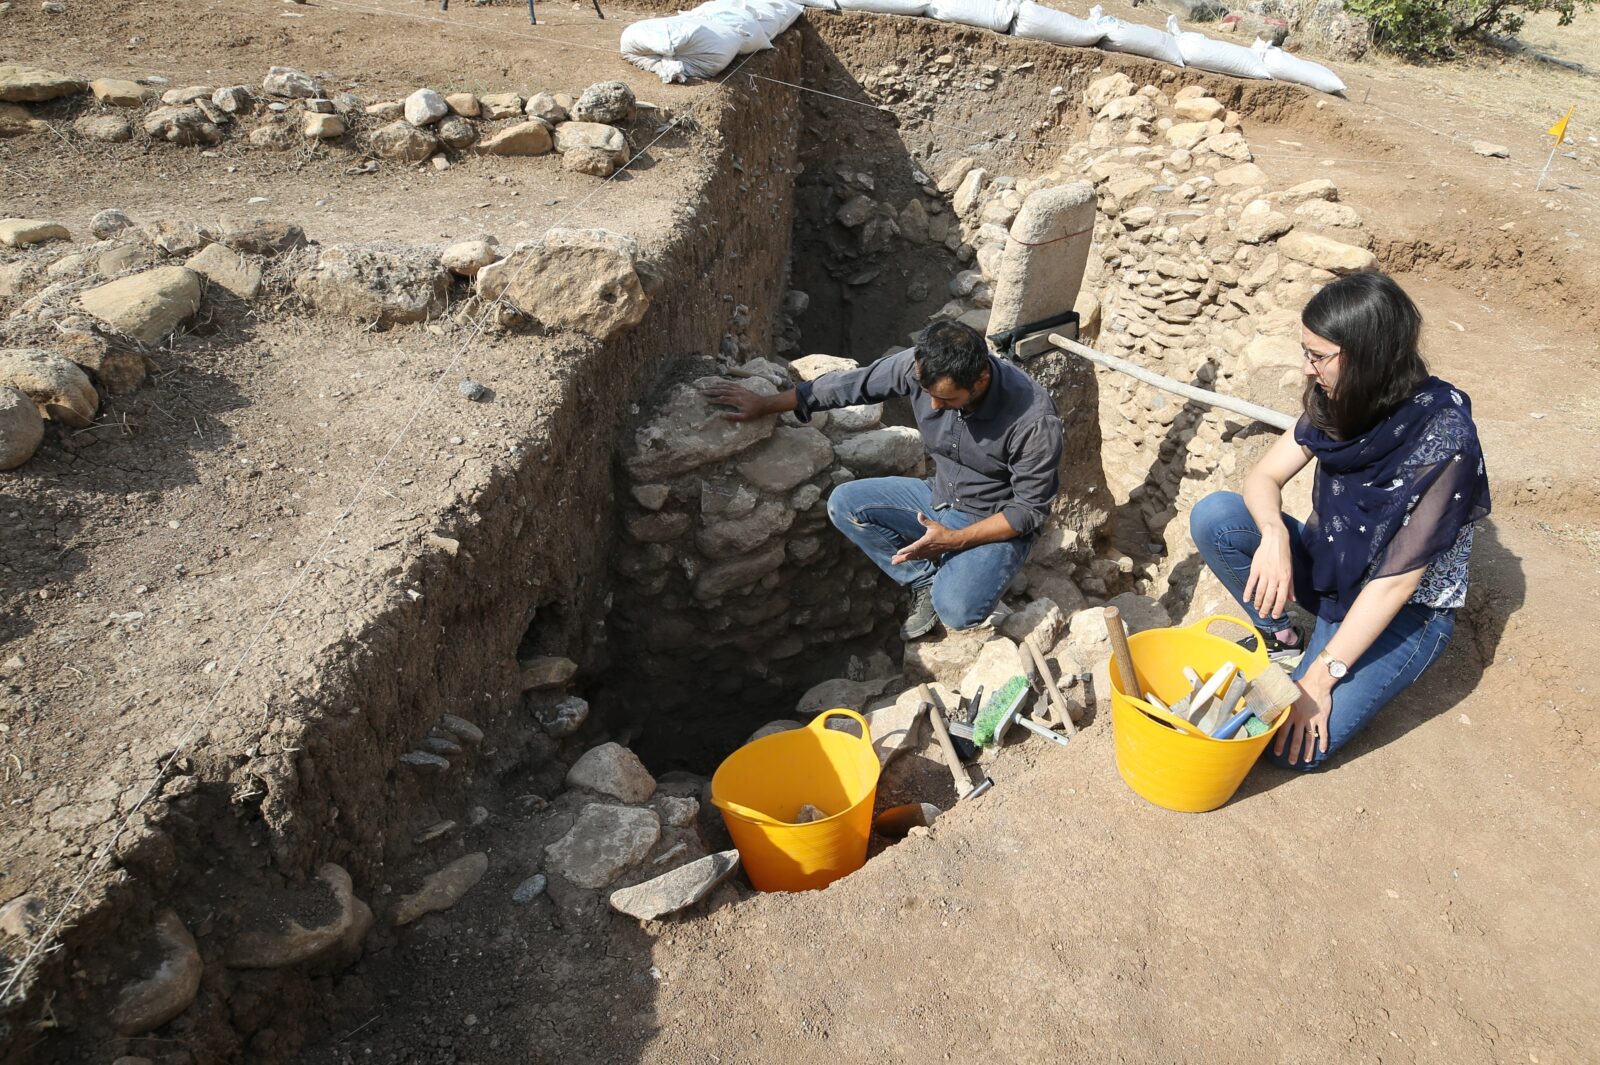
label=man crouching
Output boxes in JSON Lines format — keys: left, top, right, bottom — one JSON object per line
{"left": 704, "top": 320, "right": 1064, "bottom": 641}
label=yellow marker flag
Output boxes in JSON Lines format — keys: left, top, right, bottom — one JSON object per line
{"left": 1548, "top": 105, "right": 1574, "bottom": 144}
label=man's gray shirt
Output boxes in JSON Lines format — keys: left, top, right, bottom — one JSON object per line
{"left": 793, "top": 349, "right": 1064, "bottom": 536}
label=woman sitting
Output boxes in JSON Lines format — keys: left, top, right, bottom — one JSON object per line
{"left": 1189, "top": 272, "right": 1490, "bottom": 769}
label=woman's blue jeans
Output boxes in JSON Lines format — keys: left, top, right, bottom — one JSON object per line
{"left": 827, "top": 476, "right": 1036, "bottom": 630}
{"left": 1189, "top": 491, "right": 1456, "bottom": 770}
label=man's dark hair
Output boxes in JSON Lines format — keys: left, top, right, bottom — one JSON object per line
{"left": 1301, "top": 272, "right": 1430, "bottom": 439}
{"left": 913, "top": 320, "right": 990, "bottom": 390}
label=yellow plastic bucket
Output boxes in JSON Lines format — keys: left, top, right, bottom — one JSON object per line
{"left": 1110, "top": 614, "right": 1292, "bottom": 813}
{"left": 711, "top": 709, "right": 880, "bottom": 892}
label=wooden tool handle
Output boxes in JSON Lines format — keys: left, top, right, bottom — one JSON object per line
{"left": 922, "top": 698, "right": 973, "bottom": 798}
{"left": 1104, "top": 605, "right": 1142, "bottom": 702}
{"left": 1024, "top": 636, "right": 1079, "bottom": 736}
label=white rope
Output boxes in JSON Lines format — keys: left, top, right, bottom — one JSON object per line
{"left": 0, "top": 42, "right": 765, "bottom": 1011}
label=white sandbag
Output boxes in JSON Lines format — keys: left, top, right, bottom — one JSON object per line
{"left": 744, "top": 0, "right": 805, "bottom": 36}
{"left": 928, "top": 0, "right": 1019, "bottom": 33}
{"left": 621, "top": 15, "right": 747, "bottom": 83}
{"left": 836, "top": 0, "right": 930, "bottom": 14}
{"left": 1089, "top": 5, "right": 1184, "bottom": 66}
{"left": 1168, "top": 16, "right": 1270, "bottom": 78}
{"left": 1254, "top": 38, "right": 1346, "bottom": 94}
{"left": 793, "top": 0, "right": 837, "bottom": 8}
{"left": 1011, "top": 1, "right": 1104, "bottom": 46}
{"left": 683, "top": 2, "right": 774, "bottom": 53}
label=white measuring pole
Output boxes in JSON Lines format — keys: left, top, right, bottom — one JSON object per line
{"left": 1535, "top": 142, "right": 1561, "bottom": 192}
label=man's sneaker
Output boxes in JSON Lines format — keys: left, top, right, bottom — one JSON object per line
{"left": 900, "top": 584, "right": 938, "bottom": 641}
{"left": 1238, "top": 625, "right": 1305, "bottom": 663}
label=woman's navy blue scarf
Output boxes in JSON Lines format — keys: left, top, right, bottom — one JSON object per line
{"left": 1294, "top": 376, "right": 1491, "bottom": 621}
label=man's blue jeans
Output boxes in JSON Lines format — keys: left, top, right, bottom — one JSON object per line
{"left": 827, "top": 476, "right": 1036, "bottom": 630}
{"left": 1189, "top": 491, "right": 1456, "bottom": 770}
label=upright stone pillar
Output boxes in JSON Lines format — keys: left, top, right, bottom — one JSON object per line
{"left": 986, "top": 182, "right": 1110, "bottom": 553}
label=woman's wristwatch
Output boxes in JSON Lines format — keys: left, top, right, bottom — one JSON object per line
{"left": 1316, "top": 649, "right": 1349, "bottom": 683}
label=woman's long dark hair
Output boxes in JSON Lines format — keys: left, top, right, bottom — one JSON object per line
{"left": 1301, "top": 272, "right": 1430, "bottom": 439}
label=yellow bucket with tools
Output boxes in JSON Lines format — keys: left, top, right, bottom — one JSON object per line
{"left": 1110, "top": 615, "right": 1289, "bottom": 812}
{"left": 711, "top": 709, "right": 879, "bottom": 892}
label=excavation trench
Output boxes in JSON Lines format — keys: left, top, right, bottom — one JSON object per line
{"left": 11, "top": 14, "right": 1438, "bottom": 1062}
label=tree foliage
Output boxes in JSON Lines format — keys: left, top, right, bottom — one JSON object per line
{"left": 1349, "top": 0, "right": 1594, "bottom": 57}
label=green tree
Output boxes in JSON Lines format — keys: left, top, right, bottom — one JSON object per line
{"left": 1349, "top": 0, "right": 1595, "bottom": 57}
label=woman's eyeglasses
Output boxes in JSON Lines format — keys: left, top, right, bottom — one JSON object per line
{"left": 1302, "top": 345, "right": 1340, "bottom": 366}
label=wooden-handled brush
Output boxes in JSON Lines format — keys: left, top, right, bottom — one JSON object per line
{"left": 1211, "top": 663, "right": 1302, "bottom": 739}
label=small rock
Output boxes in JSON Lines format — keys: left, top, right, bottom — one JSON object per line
{"left": 404, "top": 88, "right": 449, "bottom": 127}
{"left": 435, "top": 114, "right": 477, "bottom": 150}
{"left": 457, "top": 378, "right": 488, "bottom": 401}
{"left": 89, "top": 78, "right": 152, "bottom": 106}
{"left": 219, "top": 219, "right": 306, "bottom": 255}
{"left": 793, "top": 804, "right": 827, "bottom": 824}
{"left": 657, "top": 795, "right": 699, "bottom": 827}
{"left": 552, "top": 120, "right": 624, "bottom": 156}
{"left": 545, "top": 804, "right": 661, "bottom": 888}
{"left": 142, "top": 105, "right": 221, "bottom": 146}
{"left": 399, "top": 751, "right": 449, "bottom": 771}
{"left": 1471, "top": 140, "right": 1509, "bottom": 159}
{"left": 436, "top": 713, "right": 484, "bottom": 745}
{"left": 303, "top": 112, "right": 345, "bottom": 139}
{"left": 524, "top": 91, "right": 568, "bottom": 124}
{"left": 478, "top": 119, "right": 552, "bottom": 157}
{"left": 608, "top": 850, "right": 739, "bottom": 921}
{"left": 0, "top": 893, "right": 45, "bottom": 937}
{"left": 519, "top": 655, "right": 577, "bottom": 689}
{"left": 441, "top": 239, "right": 498, "bottom": 277}
{"left": 0, "top": 218, "right": 69, "bottom": 248}
{"left": 747, "top": 719, "right": 802, "bottom": 744}
{"left": 364, "top": 100, "right": 403, "bottom": 121}
{"left": 390, "top": 852, "right": 489, "bottom": 925}
{"left": 262, "top": 66, "right": 319, "bottom": 99}
{"left": 444, "top": 91, "right": 480, "bottom": 117}
{"left": 1236, "top": 200, "right": 1293, "bottom": 244}
{"left": 248, "top": 121, "right": 297, "bottom": 151}
{"left": 186, "top": 242, "right": 262, "bottom": 299}
{"left": 212, "top": 85, "right": 254, "bottom": 114}
{"left": 368, "top": 120, "right": 438, "bottom": 163}
{"left": 0, "top": 63, "right": 86, "bottom": 102}
{"left": 511, "top": 873, "right": 547, "bottom": 904}
{"left": 160, "top": 85, "right": 216, "bottom": 106}
{"left": 111, "top": 911, "right": 202, "bottom": 1035}
{"left": 567, "top": 742, "right": 656, "bottom": 803}
{"left": 1174, "top": 96, "right": 1225, "bottom": 122}
{"left": 832, "top": 426, "right": 923, "bottom": 476}
{"left": 293, "top": 243, "right": 449, "bottom": 325}
{"left": 562, "top": 145, "right": 620, "bottom": 177}
{"left": 0, "top": 386, "right": 45, "bottom": 470}
{"left": 73, "top": 114, "right": 132, "bottom": 142}
{"left": 477, "top": 92, "right": 524, "bottom": 119}
{"left": 998, "top": 597, "right": 1063, "bottom": 649}
{"left": 572, "top": 80, "right": 635, "bottom": 124}
{"left": 535, "top": 694, "right": 589, "bottom": 738}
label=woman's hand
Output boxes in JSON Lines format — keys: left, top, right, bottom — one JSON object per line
{"left": 1273, "top": 678, "right": 1333, "bottom": 766}
{"left": 1243, "top": 531, "right": 1295, "bottom": 623}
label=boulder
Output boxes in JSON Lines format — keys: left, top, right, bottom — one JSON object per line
{"left": 608, "top": 850, "right": 739, "bottom": 921}
{"left": 1213, "top": 162, "right": 1268, "bottom": 188}
{"left": 368, "top": 120, "right": 438, "bottom": 163}
{"left": 1277, "top": 178, "right": 1338, "bottom": 206}
{"left": 1243, "top": 333, "right": 1301, "bottom": 370}
{"left": 161, "top": 85, "right": 216, "bottom": 106}
{"left": 142, "top": 105, "right": 221, "bottom": 146}
{"left": 1065, "top": 593, "right": 1170, "bottom": 667}
{"left": 262, "top": 66, "right": 319, "bottom": 99}
{"left": 0, "top": 348, "right": 99, "bottom": 427}
{"left": 89, "top": 78, "right": 152, "bottom": 106}
{"left": 544, "top": 804, "right": 661, "bottom": 888}
{"left": 959, "top": 636, "right": 1036, "bottom": 706}
{"left": 74, "top": 114, "right": 132, "bottom": 142}
{"left": 435, "top": 115, "right": 477, "bottom": 150}
{"left": 477, "top": 228, "right": 649, "bottom": 340}
{"left": 293, "top": 244, "right": 449, "bottom": 325}
{"left": 693, "top": 541, "right": 786, "bottom": 601}
{"left": 747, "top": 719, "right": 802, "bottom": 743}
{"left": 735, "top": 425, "right": 833, "bottom": 493}
{"left": 89, "top": 208, "right": 134, "bottom": 240}
{"left": 1085, "top": 72, "right": 1136, "bottom": 113}
{"left": 903, "top": 627, "right": 988, "bottom": 689}
{"left": 1174, "top": 96, "right": 1225, "bottom": 122}
{"left": 0, "top": 64, "right": 85, "bottom": 102}
{"left": 1294, "top": 200, "right": 1362, "bottom": 228}
{"left": 998, "top": 597, "right": 1063, "bottom": 649}
{"left": 566, "top": 742, "right": 656, "bottom": 803}
{"left": 77, "top": 267, "right": 203, "bottom": 343}
{"left": 1276, "top": 230, "right": 1377, "bottom": 274}
{"left": 827, "top": 403, "right": 883, "bottom": 433}
{"left": 832, "top": 426, "right": 923, "bottom": 476}
{"left": 625, "top": 376, "right": 777, "bottom": 481}
{"left": 110, "top": 911, "right": 202, "bottom": 1035}
{"left": 185, "top": 243, "right": 262, "bottom": 299}
{"left": 0, "top": 219, "right": 69, "bottom": 248}
{"left": 228, "top": 863, "right": 365, "bottom": 968}
{"left": 404, "top": 88, "right": 449, "bottom": 127}
{"left": 552, "top": 120, "right": 625, "bottom": 157}
{"left": 478, "top": 120, "right": 552, "bottom": 156}
{"left": 1236, "top": 201, "right": 1293, "bottom": 244}
{"left": 572, "top": 80, "right": 635, "bottom": 124}
{"left": 139, "top": 219, "right": 213, "bottom": 256}
{"left": 390, "top": 852, "right": 489, "bottom": 925}
{"left": 697, "top": 500, "right": 794, "bottom": 560}
{"left": 0, "top": 386, "right": 45, "bottom": 470}
{"left": 790, "top": 354, "right": 858, "bottom": 380}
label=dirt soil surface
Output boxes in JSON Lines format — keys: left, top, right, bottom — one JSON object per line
{"left": 3, "top": 0, "right": 1599, "bottom": 1063}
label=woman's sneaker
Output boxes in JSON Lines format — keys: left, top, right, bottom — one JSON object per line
{"left": 1238, "top": 626, "right": 1304, "bottom": 663}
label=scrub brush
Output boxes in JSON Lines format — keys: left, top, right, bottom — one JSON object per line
{"left": 971, "top": 675, "right": 1033, "bottom": 747}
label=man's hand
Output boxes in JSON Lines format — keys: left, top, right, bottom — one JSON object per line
{"left": 701, "top": 381, "right": 779, "bottom": 422}
{"left": 891, "top": 512, "right": 964, "bottom": 565}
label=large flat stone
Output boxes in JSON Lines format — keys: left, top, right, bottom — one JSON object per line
{"left": 477, "top": 228, "right": 648, "bottom": 341}
{"left": 0, "top": 64, "right": 86, "bottom": 103}
{"left": 0, "top": 219, "right": 70, "bottom": 248}
{"left": 566, "top": 742, "right": 656, "bottom": 803}
{"left": 736, "top": 425, "right": 834, "bottom": 494}
{"left": 833, "top": 426, "right": 924, "bottom": 476}
{"left": 1276, "top": 231, "right": 1378, "bottom": 274}
{"left": 0, "top": 347, "right": 99, "bottom": 427}
{"left": 186, "top": 243, "right": 262, "bottom": 299}
{"left": 608, "top": 850, "right": 739, "bottom": 921}
{"left": 77, "top": 267, "right": 203, "bottom": 343}
{"left": 390, "top": 853, "right": 489, "bottom": 925}
{"left": 479, "top": 120, "right": 552, "bottom": 156}
{"left": 293, "top": 244, "right": 448, "bottom": 325}
{"left": 545, "top": 804, "right": 661, "bottom": 889}
{"left": 987, "top": 182, "right": 1095, "bottom": 343}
